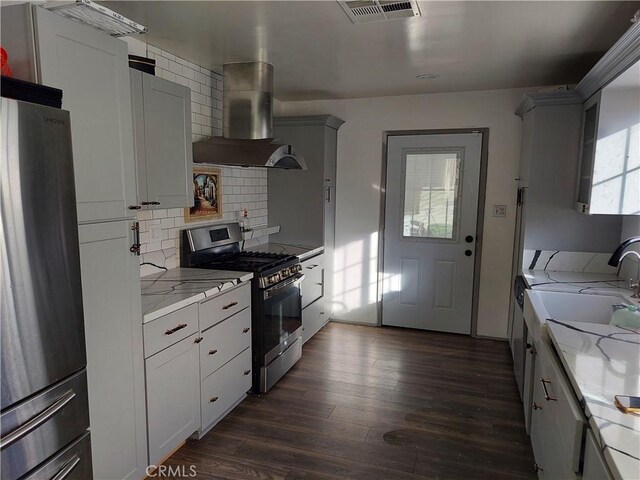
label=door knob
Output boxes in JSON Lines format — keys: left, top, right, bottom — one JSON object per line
{"left": 465, "top": 250, "right": 472, "bottom": 257}
{"left": 465, "top": 235, "right": 474, "bottom": 243}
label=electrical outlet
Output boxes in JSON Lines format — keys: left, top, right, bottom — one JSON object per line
{"left": 492, "top": 205, "right": 507, "bottom": 217}
{"left": 149, "top": 224, "right": 162, "bottom": 243}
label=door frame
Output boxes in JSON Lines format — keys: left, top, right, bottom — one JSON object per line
{"left": 377, "top": 128, "right": 490, "bottom": 336}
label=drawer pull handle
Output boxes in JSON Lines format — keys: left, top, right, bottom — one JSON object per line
{"left": 534, "top": 463, "right": 543, "bottom": 473}
{"left": 0, "top": 390, "right": 75, "bottom": 450}
{"left": 243, "top": 370, "right": 251, "bottom": 376}
{"left": 306, "top": 264, "right": 318, "bottom": 269}
{"left": 222, "top": 301, "right": 238, "bottom": 310}
{"left": 539, "top": 378, "right": 556, "bottom": 401}
{"left": 209, "top": 396, "right": 219, "bottom": 403}
{"left": 242, "top": 327, "right": 250, "bottom": 333}
{"left": 51, "top": 454, "right": 81, "bottom": 480}
{"left": 209, "top": 349, "right": 218, "bottom": 355}
{"left": 532, "top": 402, "right": 542, "bottom": 410}
{"left": 165, "top": 324, "right": 187, "bottom": 335}
{"left": 194, "top": 337, "right": 203, "bottom": 344}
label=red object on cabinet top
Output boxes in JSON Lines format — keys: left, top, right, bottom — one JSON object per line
{"left": 1, "top": 47, "right": 13, "bottom": 77}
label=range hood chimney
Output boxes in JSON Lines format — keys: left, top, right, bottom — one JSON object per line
{"left": 193, "top": 61, "right": 306, "bottom": 170}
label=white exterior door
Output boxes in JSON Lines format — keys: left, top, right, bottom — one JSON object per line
{"left": 382, "top": 133, "right": 482, "bottom": 334}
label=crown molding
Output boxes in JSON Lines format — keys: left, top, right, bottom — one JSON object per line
{"left": 515, "top": 90, "right": 583, "bottom": 118}
{"left": 575, "top": 20, "right": 640, "bottom": 101}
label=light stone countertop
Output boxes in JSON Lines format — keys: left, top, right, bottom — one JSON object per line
{"left": 547, "top": 321, "right": 640, "bottom": 480}
{"left": 523, "top": 270, "right": 636, "bottom": 304}
{"left": 140, "top": 267, "right": 253, "bottom": 323}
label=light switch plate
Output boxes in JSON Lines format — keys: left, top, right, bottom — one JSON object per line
{"left": 492, "top": 205, "right": 507, "bottom": 217}
{"left": 149, "top": 224, "right": 162, "bottom": 243}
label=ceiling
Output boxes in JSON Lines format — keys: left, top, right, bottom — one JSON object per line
{"left": 105, "top": 1, "right": 640, "bottom": 101}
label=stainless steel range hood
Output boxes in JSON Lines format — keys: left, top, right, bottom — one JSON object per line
{"left": 192, "top": 62, "right": 306, "bottom": 170}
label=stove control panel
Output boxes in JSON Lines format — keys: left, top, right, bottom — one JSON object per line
{"left": 259, "top": 263, "right": 302, "bottom": 289}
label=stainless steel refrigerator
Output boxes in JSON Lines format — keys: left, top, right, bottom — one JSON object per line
{"left": 1, "top": 97, "right": 92, "bottom": 479}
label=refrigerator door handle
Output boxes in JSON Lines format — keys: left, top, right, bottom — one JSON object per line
{"left": 0, "top": 391, "right": 76, "bottom": 450}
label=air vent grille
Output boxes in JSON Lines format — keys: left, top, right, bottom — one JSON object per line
{"left": 338, "top": 0, "right": 420, "bottom": 23}
{"left": 44, "top": 0, "right": 147, "bottom": 36}
{"left": 381, "top": 1, "right": 412, "bottom": 13}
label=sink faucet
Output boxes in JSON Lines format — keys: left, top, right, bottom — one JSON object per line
{"left": 609, "top": 236, "right": 640, "bottom": 298}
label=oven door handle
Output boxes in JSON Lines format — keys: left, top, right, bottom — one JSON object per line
{"left": 263, "top": 273, "right": 305, "bottom": 300}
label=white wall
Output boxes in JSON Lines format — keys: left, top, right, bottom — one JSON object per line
{"left": 277, "top": 87, "right": 530, "bottom": 338}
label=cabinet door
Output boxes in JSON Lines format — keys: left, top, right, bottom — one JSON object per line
{"left": 141, "top": 73, "right": 193, "bottom": 209}
{"left": 511, "top": 308, "right": 525, "bottom": 399}
{"left": 78, "top": 221, "right": 147, "bottom": 480}
{"left": 582, "top": 430, "right": 613, "bottom": 480}
{"left": 523, "top": 333, "right": 536, "bottom": 435}
{"left": 146, "top": 334, "right": 200, "bottom": 466}
{"left": 34, "top": 7, "right": 137, "bottom": 223}
{"left": 530, "top": 340, "right": 584, "bottom": 479}
{"left": 323, "top": 126, "right": 338, "bottom": 186}
{"left": 324, "top": 186, "right": 336, "bottom": 317}
{"left": 576, "top": 92, "right": 600, "bottom": 213}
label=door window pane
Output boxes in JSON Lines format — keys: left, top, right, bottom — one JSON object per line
{"left": 402, "top": 151, "right": 461, "bottom": 239}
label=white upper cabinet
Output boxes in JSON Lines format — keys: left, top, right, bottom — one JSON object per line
{"left": 577, "top": 60, "right": 640, "bottom": 215}
{"left": 130, "top": 68, "right": 193, "bottom": 210}
{"left": 33, "top": 7, "right": 138, "bottom": 223}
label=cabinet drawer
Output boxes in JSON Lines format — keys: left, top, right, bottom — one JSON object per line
{"left": 143, "top": 303, "right": 198, "bottom": 358}
{"left": 530, "top": 340, "right": 584, "bottom": 479}
{"left": 201, "top": 347, "right": 252, "bottom": 430}
{"left": 302, "top": 298, "right": 328, "bottom": 344}
{"left": 200, "top": 307, "right": 251, "bottom": 379}
{"left": 301, "top": 255, "right": 324, "bottom": 309}
{"left": 199, "top": 283, "right": 251, "bottom": 331}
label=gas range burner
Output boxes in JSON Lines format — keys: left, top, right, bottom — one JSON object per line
{"left": 202, "top": 251, "right": 297, "bottom": 274}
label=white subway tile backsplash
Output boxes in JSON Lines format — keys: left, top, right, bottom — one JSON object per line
{"left": 137, "top": 44, "right": 269, "bottom": 277}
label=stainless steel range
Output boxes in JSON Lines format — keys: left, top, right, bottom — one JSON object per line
{"left": 181, "top": 223, "right": 303, "bottom": 393}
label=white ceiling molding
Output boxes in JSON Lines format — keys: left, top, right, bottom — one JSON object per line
{"left": 575, "top": 20, "right": 640, "bottom": 101}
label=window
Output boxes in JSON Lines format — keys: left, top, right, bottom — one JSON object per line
{"left": 402, "top": 150, "right": 462, "bottom": 239}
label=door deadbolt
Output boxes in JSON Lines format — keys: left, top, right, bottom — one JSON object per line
{"left": 465, "top": 235, "right": 474, "bottom": 243}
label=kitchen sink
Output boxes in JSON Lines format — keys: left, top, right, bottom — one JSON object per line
{"left": 524, "top": 290, "right": 632, "bottom": 341}
{"left": 531, "top": 291, "right": 628, "bottom": 324}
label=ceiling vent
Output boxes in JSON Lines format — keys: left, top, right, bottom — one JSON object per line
{"left": 338, "top": 0, "right": 420, "bottom": 23}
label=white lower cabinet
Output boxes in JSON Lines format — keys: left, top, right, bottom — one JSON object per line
{"left": 301, "top": 253, "right": 328, "bottom": 343}
{"left": 523, "top": 333, "right": 536, "bottom": 434}
{"left": 143, "top": 283, "right": 252, "bottom": 464}
{"left": 530, "top": 340, "right": 585, "bottom": 479}
{"left": 145, "top": 333, "right": 200, "bottom": 466}
{"left": 78, "top": 221, "right": 147, "bottom": 480}
{"left": 583, "top": 430, "right": 613, "bottom": 480}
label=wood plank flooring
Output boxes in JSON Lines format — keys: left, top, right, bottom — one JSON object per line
{"left": 163, "top": 322, "right": 536, "bottom": 479}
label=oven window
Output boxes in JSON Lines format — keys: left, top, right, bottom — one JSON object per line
{"left": 262, "top": 281, "right": 302, "bottom": 359}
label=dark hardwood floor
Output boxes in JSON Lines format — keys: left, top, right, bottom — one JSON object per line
{"left": 163, "top": 322, "right": 536, "bottom": 479}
